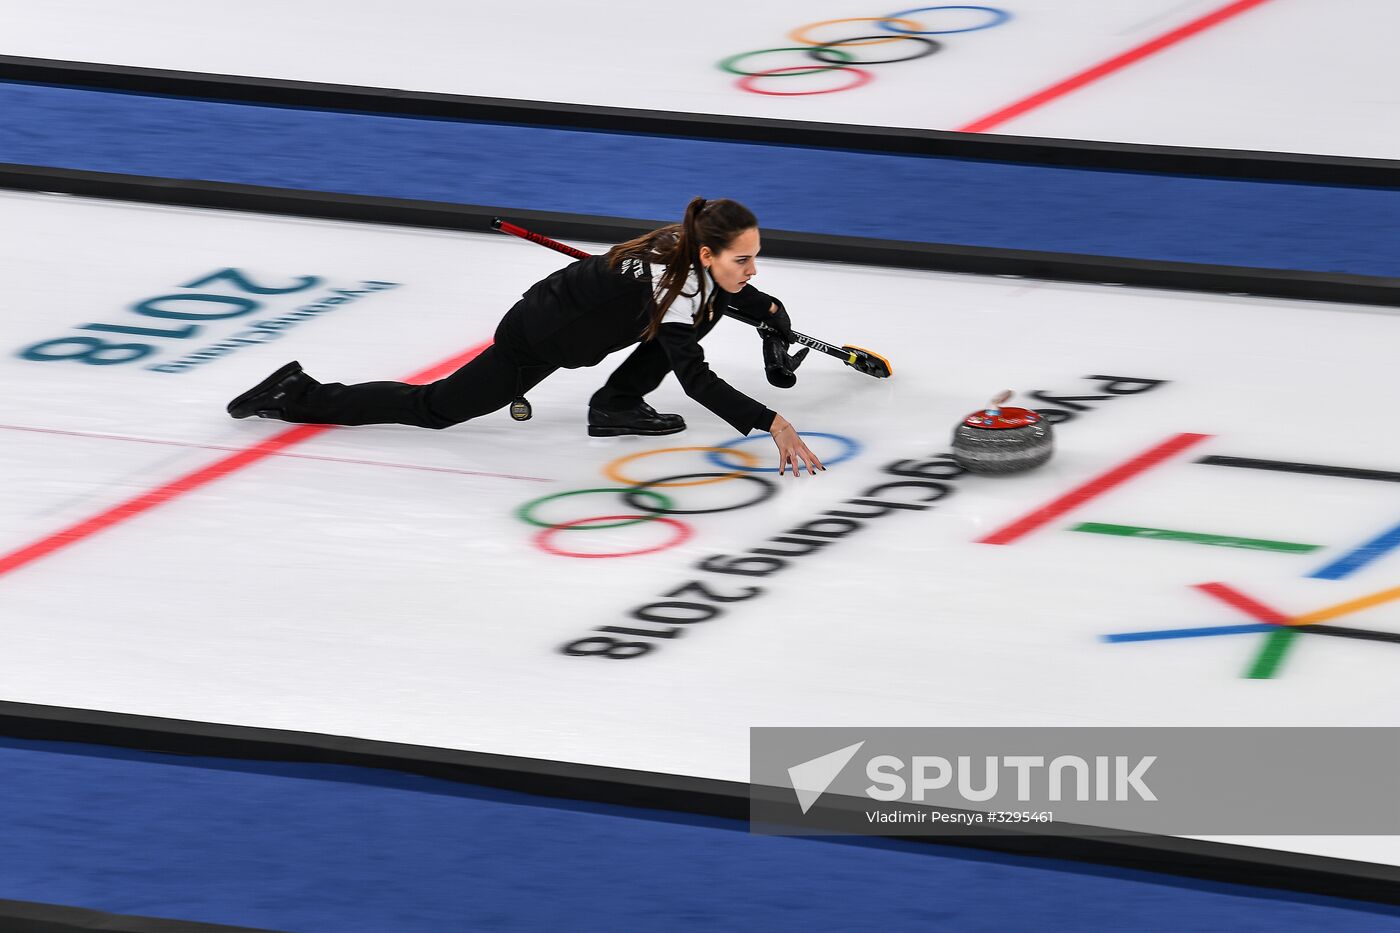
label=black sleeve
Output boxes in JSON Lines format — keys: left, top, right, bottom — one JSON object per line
{"left": 719, "top": 284, "right": 783, "bottom": 328}
{"left": 654, "top": 322, "right": 776, "bottom": 435}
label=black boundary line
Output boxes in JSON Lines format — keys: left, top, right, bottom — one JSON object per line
{"left": 0, "top": 895, "right": 281, "bottom": 932}
{"left": 0, "top": 700, "right": 1397, "bottom": 909}
{"left": 1198, "top": 456, "right": 1400, "bottom": 483}
{"left": 4, "top": 163, "right": 1400, "bottom": 309}
{"left": 2, "top": 55, "right": 1399, "bottom": 188}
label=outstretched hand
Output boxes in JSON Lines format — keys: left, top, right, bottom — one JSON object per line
{"left": 769, "top": 414, "right": 826, "bottom": 477}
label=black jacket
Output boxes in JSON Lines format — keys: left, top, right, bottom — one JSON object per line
{"left": 506, "top": 254, "right": 779, "bottom": 434}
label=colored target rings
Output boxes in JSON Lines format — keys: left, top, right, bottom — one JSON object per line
{"left": 515, "top": 433, "right": 860, "bottom": 559}
{"left": 810, "top": 36, "right": 942, "bottom": 66}
{"left": 706, "top": 432, "right": 863, "bottom": 474}
{"left": 719, "top": 6, "right": 1011, "bottom": 95}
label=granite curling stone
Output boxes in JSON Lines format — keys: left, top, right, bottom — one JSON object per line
{"left": 950, "top": 393, "right": 1054, "bottom": 474}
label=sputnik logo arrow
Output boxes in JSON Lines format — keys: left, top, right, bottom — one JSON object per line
{"left": 787, "top": 741, "right": 866, "bottom": 813}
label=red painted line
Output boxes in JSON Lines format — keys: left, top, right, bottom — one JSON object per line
{"left": 0, "top": 423, "right": 551, "bottom": 483}
{"left": 0, "top": 341, "right": 493, "bottom": 579}
{"left": 957, "top": 0, "right": 1276, "bottom": 133}
{"left": 1193, "top": 581, "right": 1291, "bottom": 624}
{"left": 977, "top": 433, "right": 1211, "bottom": 546}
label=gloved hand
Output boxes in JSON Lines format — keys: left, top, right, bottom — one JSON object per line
{"left": 763, "top": 334, "right": 809, "bottom": 388}
{"left": 765, "top": 300, "right": 795, "bottom": 343}
{"left": 723, "top": 295, "right": 794, "bottom": 342}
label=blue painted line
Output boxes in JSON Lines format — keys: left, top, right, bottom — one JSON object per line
{"left": 1103, "top": 623, "right": 1276, "bottom": 643}
{"left": 8, "top": 735, "right": 1394, "bottom": 932}
{"left": 3, "top": 82, "right": 1400, "bottom": 277}
{"left": 1310, "top": 521, "right": 1400, "bottom": 580}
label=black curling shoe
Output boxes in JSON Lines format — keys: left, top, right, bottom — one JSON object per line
{"left": 587, "top": 402, "right": 686, "bottom": 437}
{"left": 226, "top": 360, "right": 316, "bottom": 420}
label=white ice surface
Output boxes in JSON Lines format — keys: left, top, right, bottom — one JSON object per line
{"left": 4, "top": 0, "right": 1398, "bottom": 157}
{"left": 2, "top": 190, "right": 1399, "bottom": 867}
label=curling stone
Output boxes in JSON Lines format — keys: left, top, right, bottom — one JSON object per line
{"left": 950, "top": 391, "right": 1054, "bottom": 474}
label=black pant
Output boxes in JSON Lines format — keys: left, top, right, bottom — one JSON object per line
{"left": 587, "top": 340, "right": 672, "bottom": 413}
{"left": 279, "top": 313, "right": 671, "bottom": 430}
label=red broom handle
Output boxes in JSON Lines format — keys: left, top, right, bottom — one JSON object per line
{"left": 491, "top": 217, "right": 592, "bottom": 260}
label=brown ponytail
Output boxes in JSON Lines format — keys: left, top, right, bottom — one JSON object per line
{"left": 607, "top": 196, "right": 758, "bottom": 340}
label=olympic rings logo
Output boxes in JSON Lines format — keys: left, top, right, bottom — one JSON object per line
{"left": 516, "top": 433, "right": 862, "bottom": 559}
{"left": 718, "top": 5, "right": 1011, "bottom": 96}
